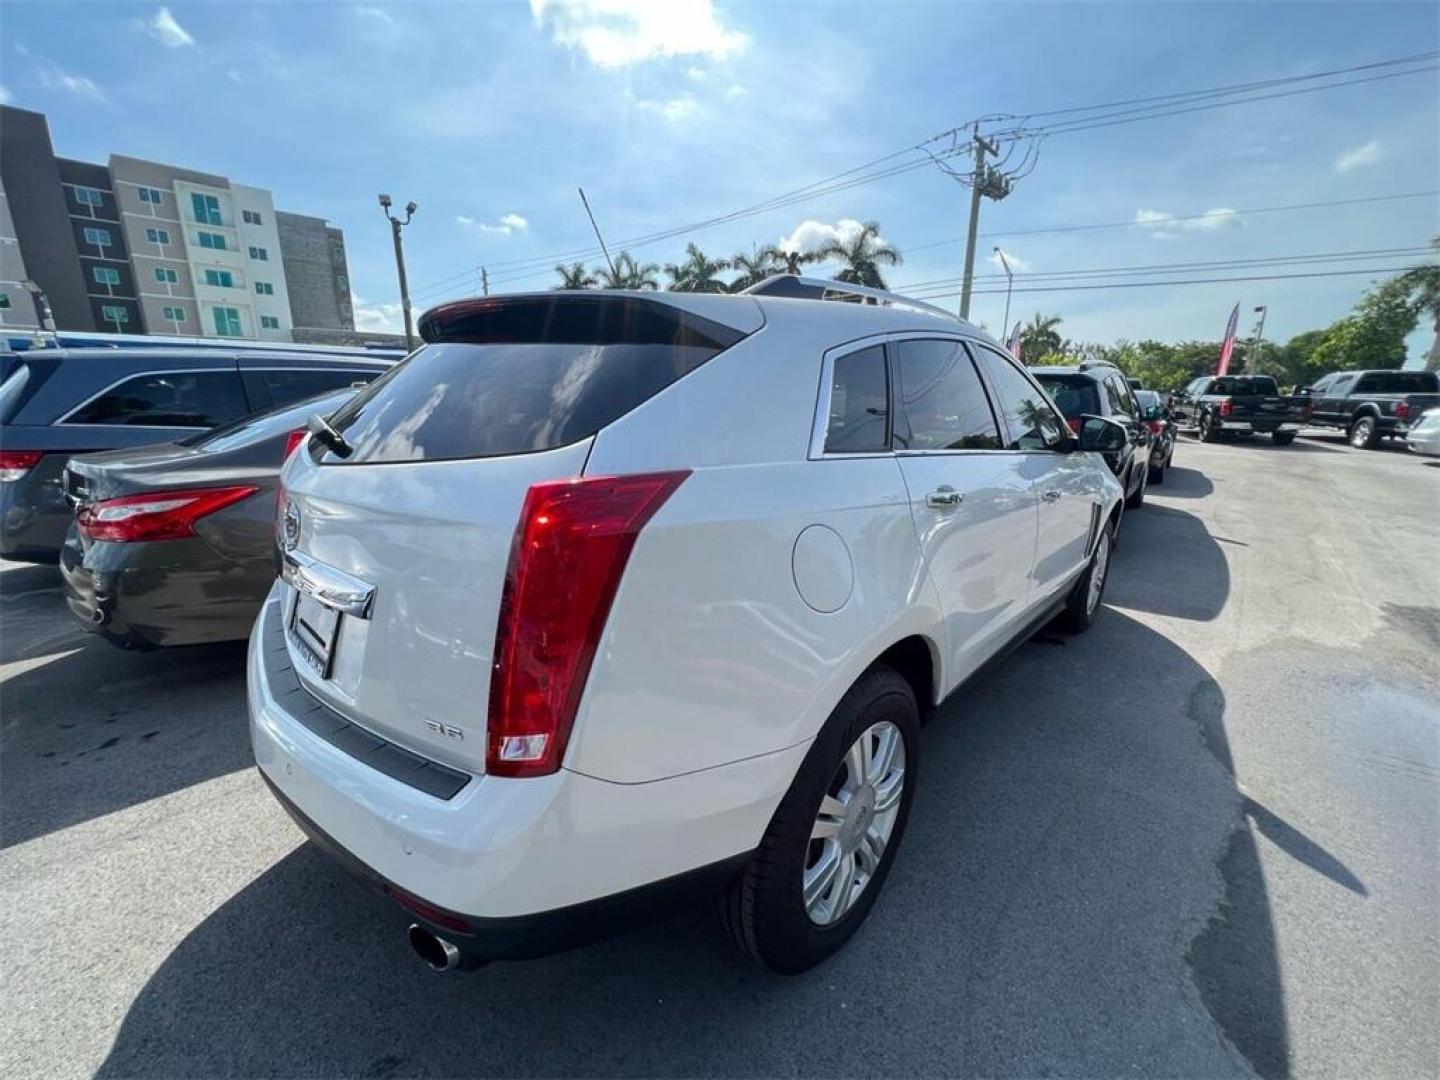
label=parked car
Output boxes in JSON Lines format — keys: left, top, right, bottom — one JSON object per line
{"left": 1169, "top": 374, "right": 1307, "bottom": 445}
{"left": 1134, "top": 389, "right": 1176, "bottom": 482}
{"left": 1029, "top": 362, "right": 1153, "bottom": 508}
{"left": 59, "top": 388, "right": 356, "bottom": 648}
{"left": 249, "top": 282, "right": 1128, "bottom": 975}
{"left": 0, "top": 347, "right": 391, "bottom": 561}
{"left": 1404, "top": 406, "right": 1440, "bottom": 457}
{"left": 1299, "top": 369, "right": 1440, "bottom": 449}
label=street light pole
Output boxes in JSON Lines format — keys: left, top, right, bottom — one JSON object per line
{"left": 993, "top": 247, "right": 1014, "bottom": 343}
{"left": 378, "top": 194, "right": 417, "bottom": 351}
{"left": 1250, "top": 304, "right": 1268, "bottom": 371}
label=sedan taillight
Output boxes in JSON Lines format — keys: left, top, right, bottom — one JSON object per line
{"left": 487, "top": 471, "right": 689, "bottom": 777}
{"left": 77, "top": 485, "right": 260, "bottom": 543}
{"left": 1146, "top": 420, "right": 1166, "bottom": 436}
{"left": 0, "top": 450, "right": 43, "bottom": 482}
{"left": 1395, "top": 402, "right": 1410, "bottom": 420}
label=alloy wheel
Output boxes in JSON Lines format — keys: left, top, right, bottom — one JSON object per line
{"left": 803, "top": 720, "right": 906, "bottom": 926}
{"left": 1087, "top": 531, "right": 1111, "bottom": 614}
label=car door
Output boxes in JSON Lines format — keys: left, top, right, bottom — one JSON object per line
{"left": 1314, "top": 373, "right": 1356, "bottom": 425}
{"left": 886, "top": 337, "right": 1038, "bottom": 685}
{"left": 1171, "top": 378, "right": 1203, "bottom": 427}
{"left": 971, "top": 344, "right": 1100, "bottom": 605}
{"left": 1103, "top": 372, "right": 1147, "bottom": 494}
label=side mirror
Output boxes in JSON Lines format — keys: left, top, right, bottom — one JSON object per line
{"left": 1077, "top": 415, "right": 1128, "bottom": 453}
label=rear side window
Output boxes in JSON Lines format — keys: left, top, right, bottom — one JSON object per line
{"left": 262, "top": 368, "right": 376, "bottom": 405}
{"left": 1104, "top": 375, "right": 1136, "bottom": 418}
{"left": 973, "top": 346, "right": 1069, "bottom": 451}
{"left": 64, "top": 371, "right": 248, "bottom": 428}
{"left": 327, "top": 296, "right": 742, "bottom": 463}
{"left": 892, "top": 339, "right": 1000, "bottom": 450}
{"left": 1032, "top": 375, "right": 1100, "bottom": 424}
{"left": 1353, "top": 372, "right": 1438, "bottom": 394}
{"left": 824, "top": 346, "right": 888, "bottom": 454}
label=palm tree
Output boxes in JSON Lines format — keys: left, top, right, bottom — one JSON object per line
{"left": 728, "top": 246, "right": 775, "bottom": 292}
{"left": 767, "top": 245, "right": 816, "bottom": 276}
{"left": 554, "top": 261, "right": 599, "bottom": 290}
{"left": 1395, "top": 237, "right": 1440, "bottom": 372}
{"left": 1019, "top": 313, "right": 1064, "bottom": 358}
{"left": 663, "top": 243, "right": 731, "bottom": 293}
{"left": 599, "top": 251, "right": 661, "bottom": 291}
{"left": 815, "top": 222, "right": 902, "bottom": 289}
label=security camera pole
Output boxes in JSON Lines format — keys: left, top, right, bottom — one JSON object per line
{"left": 379, "top": 194, "right": 418, "bottom": 351}
{"left": 993, "top": 247, "right": 1015, "bottom": 343}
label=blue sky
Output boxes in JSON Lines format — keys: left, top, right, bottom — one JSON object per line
{"left": 2, "top": 1, "right": 1436, "bottom": 359}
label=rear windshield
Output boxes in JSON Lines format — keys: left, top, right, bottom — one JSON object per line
{"left": 1032, "top": 375, "right": 1100, "bottom": 421}
{"left": 1209, "top": 376, "right": 1278, "bottom": 396}
{"left": 1353, "top": 371, "right": 1438, "bottom": 394}
{"left": 324, "top": 296, "right": 744, "bottom": 464}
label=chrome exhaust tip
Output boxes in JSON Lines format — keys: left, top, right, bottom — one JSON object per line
{"left": 407, "top": 923, "right": 461, "bottom": 972}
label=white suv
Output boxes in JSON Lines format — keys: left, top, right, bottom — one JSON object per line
{"left": 248, "top": 279, "right": 1126, "bottom": 974}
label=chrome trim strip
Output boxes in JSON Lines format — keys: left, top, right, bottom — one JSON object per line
{"left": 281, "top": 550, "right": 375, "bottom": 619}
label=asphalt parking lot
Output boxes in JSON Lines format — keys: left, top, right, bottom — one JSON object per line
{"left": 2, "top": 431, "right": 1436, "bottom": 1079}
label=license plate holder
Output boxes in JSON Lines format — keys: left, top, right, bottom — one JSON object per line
{"left": 291, "top": 590, "right": 342, "bottom": 678}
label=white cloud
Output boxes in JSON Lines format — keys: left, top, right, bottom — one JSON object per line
{"left": 142, "top": 7, "right": 196, "bottom": 48}
{"left": 989, "top": 247, "right": 1031, "bottom": 273}
{"left": 779, "top": 218, "right": 887, "bottom": 256}
{"left": 530, "top": 0, "right": 748, "bottom": 68}
{"left": 355, "top": 5, "right": 397, "bottom": 25}
{"left": 457, "top": 212, "right": 530, "bottom": 236}
{"left": 35, "top": 63, "right": 108, "bottom": 104}
{"left": 1335, "top": 139, "right": 1382, "bottom": 173}
{"left": 352, "top": 294, "right": 405, "bottom": 334}
{"left": 1133, "top": 207, "right": 1241, "bottom": 240}
{"left": 0, "top": 85, "right": 10, "bottom": 104}
{"left": 638, "top": 94, "right": 698, "bottom": 121}
{"left": 724, "top": 83, "right": 746, "bottom": 100}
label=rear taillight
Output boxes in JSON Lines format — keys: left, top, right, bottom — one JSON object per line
{"left": 487, "top": 470, "right": 690, "bottom": 778}
{"left": 0, "top": 450, "right": 43, "bottom": 482}
{"left": 1066, "top": 417, "right": 1082, "bottom": 435}
{"left": 1395, "top": 402, "right": 1410, "bottom": 420}
{"left": 1218, "top": 400, "right": 1233, "bottom": 417}
{"left": 283, "top": 430, "right": 308, "bottom": 460}
{"left": 77, "top": 485, "right": 260, "bottom": 543}
{"left": 1146, "top": 419, "right": 1166, "bottom": 436}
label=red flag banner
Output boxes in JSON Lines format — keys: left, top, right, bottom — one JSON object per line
{"left": 1217, "top": 303, "right": 1240, "bottom": 375}
{"left": 1007, "top": 322, "right": 1023, "bottom": 361}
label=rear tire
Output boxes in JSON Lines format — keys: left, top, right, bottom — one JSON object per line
{"left": 1060, "top": 522, "right": 1114, "bottom": 634}
{"left": 1348, "top": 415, "right": 1379, "bottom": 449}
{"left": 1199, "top": 412, "right": 1220, "bottom": 442}
{"left": 1149, "top": 459, "right": 1166, "bottom": 484}
{"left": 719, "top": 665, "right": 919, "bottom": 974}
{"left": 1124, "top": 462, "right": 1147, "bottom": 509}
{"left": 1271, "top": 431, "right": 1296, "bottom": 446}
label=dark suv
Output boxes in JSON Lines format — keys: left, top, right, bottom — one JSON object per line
{"left": 0, "top": 348, "right": 392, "bottom": 561}
{"left": 1030, "top": 363, "right": 1152, "bottom": 509}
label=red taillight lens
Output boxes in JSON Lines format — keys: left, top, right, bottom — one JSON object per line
{"left": 1395, "top": 402, "right": 1410, "bottom": 420}
{"left": 0, "top": 450, "right": 43, "bottom": 481}
{"left": 1146, "top": 419, "right": 1166, "bottom": 436}
{"left": 283, "top": 429, "right": 308, "bottom": 460}
{"left": 1066, "top": 417, "right": 1082, "bottom": 435}
{"left": 76, "top": 485, "right": 260, "bottom": 543}
{"left": 1218, "top": 400, "right": 1233, "bottom": 417}
{"left": 385, "top": 885, "right": 470, "bottom": 933}
{"left": 487, "top": 470, "right": 690, "bottom": 778}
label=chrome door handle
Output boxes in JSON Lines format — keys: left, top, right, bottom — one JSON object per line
{"left": 926, "top": 486, "right": 963, "bottom": 509}
{"left": 1042, "top": 490, "right": 1062, "bottom": 503}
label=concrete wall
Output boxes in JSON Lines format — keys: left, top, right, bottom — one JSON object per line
{"left": 0, "top": 175, "right": 40, "bottom": 330}
{"left": 276, "top": 211, "right": 353, "bottom": 331}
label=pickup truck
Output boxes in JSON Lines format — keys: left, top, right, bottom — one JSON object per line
{"left": 1298, "top": 369, "right": 1440, "bottom": 449}
{"left": 1169, "top": 374, "right": 1309, "bottom": 445}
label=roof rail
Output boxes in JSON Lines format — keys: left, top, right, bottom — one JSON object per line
{"left": 743, "top": 274, "right": 961, "bottom": 323}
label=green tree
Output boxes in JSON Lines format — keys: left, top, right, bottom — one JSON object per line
{"left": 1307, "top": 277, "right": 1416, "bottom": 374}
{"left": 553, "top": 261, "right": 599, "bottom": 289}
{"left": 817, "top": 222, "right": 901, "bottom": 289}
{"left": 663, "top": 243, "right": 731, "bottom": 293}
{"left": 728, "top": 246, "right": 775, "bottom": 292}
{"left": 599, "top": 252, "right": 661, "bottom": 290}
{"left": 1394, "top": 238, "right": 1440, "bottom": 372}
{"left": 768, "top": 246, "right": 816, "bottom": 275}
{"left": 1018, "top": 313, "right": 1063, "bottom": 359}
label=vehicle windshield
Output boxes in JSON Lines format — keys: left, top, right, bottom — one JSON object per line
{"left": 1032, "top": 375, "right": 1101, "bottom": 422}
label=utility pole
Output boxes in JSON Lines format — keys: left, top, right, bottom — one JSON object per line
{"left": 993, "top": 246, "right": 1015, "bottom": 343}
{"left": 378, "top": 193, "right": 417, "bottom": 351}
{"left": 958, "top": 129, "right": 1006, "bottom": 320}
{"left": 481, "top": 267, "right": 490, "bottom": 296}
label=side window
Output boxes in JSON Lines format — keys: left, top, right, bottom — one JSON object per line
{"left": 262, "top": 368, "right": 376, "bottom": 405}
{"left": 65, "top": 371, "right": 248, "bottom": 428}
{"left": 1330, "top": 374, "right": 1355, "bottom": 397}
{"left": 824, "top": 346, "right": 889, "bottom": 454}
{"left": 972, "top": 345, "right": 1069, "bottom": 451}
{"left": 891, "top": 339, "right": 1001, "bottom": 451}
{"left": 1105, "top": 375, "right": 1136, "bottom": 418}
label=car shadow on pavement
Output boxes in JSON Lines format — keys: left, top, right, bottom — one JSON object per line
{"left": 1151, "top": 464, "right": 1213, "bottom": 499}
{"left": 96, "top": 607, "right": 1309, "bottom": 1079}
{"left": 1106, "top": 503, "right": 1229, "bottom": 622}
{"left": 0, "top": 565, "right": 251, "bottom": 848}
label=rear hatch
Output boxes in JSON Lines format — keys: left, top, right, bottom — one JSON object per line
{"left": 1209, "top": 376, "right": 1305, "bottom": 420}
{"left": 276, "top": 293, "right": 753, "bottom": 776}
{"left": 1031, "top": 373, "right": 1100, "bottom": 433}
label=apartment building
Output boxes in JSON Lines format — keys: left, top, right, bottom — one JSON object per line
{"left": 0, "top": 174, "right": 41, "bottom": 331}
{"left": 0, "top": 105, "right": 353, "bottom": 342}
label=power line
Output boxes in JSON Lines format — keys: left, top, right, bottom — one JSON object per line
{"left": 903, "top": 265, "right": 1428, "bottom": 299}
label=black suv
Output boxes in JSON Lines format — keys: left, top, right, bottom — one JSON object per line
{"left": 0, "top": 348, "right": 392, "bottom": 561}
{"left": 1030, "top": 363, "right": 1153, "bottom": 509}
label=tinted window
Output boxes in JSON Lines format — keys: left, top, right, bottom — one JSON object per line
{"left": 187, "top": 389, "right": 354, "bottom": 452}
{"left": 1353, "top": 372, "right": 1438, "bottom": 394}
{"left": 1209, "top": 376, "right": 1278, "bottom": 396}
{"left": 263, "top": 368, "right": 376, "bottom": 406}
{"left": 65, "top": 371, "right": 247, "bottom": 428}
{"left": 1104, "top": 375, "right": 1135, "bottom": 418}
{"left": 973, "top": 346, "right": 1069, "bottom": 450}
{"left": 892, "top": 339, "right": 1000, "bottom": 450}
{"left": 825, "top": 346, "right": 888, "bottom": 453}
{"left": 1033, "top": 374, "right": 1100, "bottom": 424}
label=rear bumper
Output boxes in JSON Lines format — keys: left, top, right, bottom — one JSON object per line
{"left": 1216, "top": 419, "right": 1302, "bottom": 433}
{"left": 59, "top": 527, "right": 275, "bottom": 647}
{"left": 248, "top": 587, "right": 806, "bottom": 957}
{"left": 0, "top": 477, "right": 70, "bottom": 562}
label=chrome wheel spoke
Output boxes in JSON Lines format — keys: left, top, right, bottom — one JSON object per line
{"left": 857, "top": 824, "right": 886, "bottom": 871}
{"left": 811, "top": 795, "right": 847, "bottom": 840}
{"left": 832, "top": 851, "right": 859, "bottom": 919}
{"left": 874, "top": 770, "right": 904, "bottom": 812}
{"left": 867, "top": 725, "right": 898, "bottom": 784}
{"left": 845, "top": 739, "right": 866, "bottom": 791}
{"left": 804, "top": 842, "right": 842, "bottom": 912}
